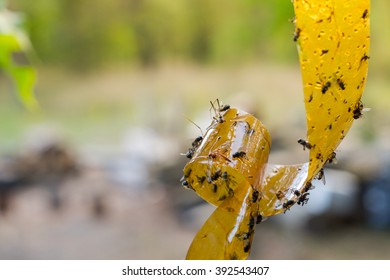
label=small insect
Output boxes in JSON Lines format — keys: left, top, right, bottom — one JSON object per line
{"left": 210, "top": 99, "right": 230, "bottom": 123}
{"left": 210, "top": 169, "right": 222, "bottom": 181}
{"left": 243, "top": 241, "right": 251, "bottom": 253}
{"left": 321, "top": 49, "right": 329, "bottom": 56}
{"left": 219, "top": 104, "right": 230, "bottom": 112}
{"left": 182, "top": 136, "right": 203, "bottom": 159}
{"left": 358, "top": 54, "right": 370, "bottom": 70}
{"left": 337, "top": 78, "right": 346, "bottom": 90}
{"left": 256, "top": 214, "right": 263, "bottom": 224}
{"left": 232, "top": 151, "right": 247, "bottom": 160}
{"left": 298, "top": 139, "right": 312, "bottom": 150}
{"left": 327, "top": 151, "right": 337, "bottom": 164}
{"left": 221, "top": 171, "right": 229, "bottom": 181}
{"left": 360, "top": 54, "right": 370, "bottom": 64}
{"left": 362, "top": 9, "right": 368, "bottom": 19}
{"left": 192, "top": 136, "right": 203, "bottom": 148}
{"left": 184, "top": 148, "right": 194, "bottom": 159}
{"left": 283, "top": 200, "right": 294, "bottom": 211}
{"left": 352, "top": 101, "right": 364, "bottom": 119}
{"left": 316, "top": 168, "right": 326, "bottom": 184}
{"left": 294, "top": 27, "right": 301, "bottom": 42}
{"left": 276, "top": 190, "right": 285, "bottom": 200}
{"left": 248, "top": 215, "right": 256, "bottom": 231}
{"left": 294, "top": 190, "right": 301, "bottom": 196}
{"left": 297, "top": 192, "right": 310, "bottom": 206}
{"left": 196, "top": 175, "right": 206, "bottom": 184}
{"left": 208, "top": 150, "right": 232, "bottom": 162}
{"left": 246, "top": 128, "right": 255, "bottom": 136}
{"left": 206, "top": 137, "right": 232, "bottom": 163}
{"left": 235, "top": 231, "right": 251, "bottom": 241}
{"left": 303, "top": 181, "right": 315, "bottom": 192}
{"left": 321, "top": 81, "right": 331, "bottom": 94}
{"left": 180, "top": 177, "right": 191, "bottom": 189}
{"left": 252, "top": 190, "right": 260, "bottom": 203}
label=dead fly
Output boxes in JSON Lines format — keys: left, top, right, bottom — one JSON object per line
{"left": 207, "top": 137, "right": 232, "bottom": 163}
{"left": 303, "top": 181, "right": 315, "bottom": 192}
{"left": 327, "top": 151, "right": 337, "bottom": 164}
{"left": 232, "top": 151, "right": 247, "bottom": 160}
{"left": 207, "top": 168, "right": 235, "bottom": 191}
{"left": 243, "top": 241, "right": 251, "bottom": 253}
{"left": 252, "top": 190, "right": 260, "bottom": 203}
{"left": 276, "top": 190, "right": 285, "bottom": 200}
{"left": 210, "top": 169, "right": 222, "bottom": 181}
{"left": 321, "top": 81, "right": 331, "bottom": 94}
{"left": 360, "top": 54, "right": 370, "bottom": 64}
{"left": 210, "top": 99, "right": 230, "bottom": 123}
{"left": 337, "top": 78, "right": 346, "bottom": 90}
{"left": 256, "top": 214, "right": 263, "bottom": 224}
{"left": 235, "top": 231, "right": 251, "bottom": 241}
{"left": 362, "top": 9, "right": 368, "bottom": 19}
{"left": 182, "top": 118, "right": 204, "bottom": 159}
{"left": 297, "top": 192, "right": 310, "bottom": 206}
{"left": 248, "top": 215, "right": 256, "bottom": 232}
{"left": 219, "top": 104, "right": 230, "bottom": 112}
{"left": 358, "top": 54, "right": 370, "bottom": 70}
{"left": 316, "top": 168, "right": 326, "bottom": 184}
{"left": 183, "top": 135, "right": 204, "bottom": 159}
{"left": 180, "top": 176, "right": 192, "bottom": 189}
{"left": 298, "top": 139, "right": 312, "bottom": 150}
{"left": 243, "top": 121, "right": 256, "bottom": 136}
{"left": 352, "top": 101, "right": 364, "bottom": 119}
{"left": 183, "top": 149, "right": 194, "bottom": 159}
{"left": 208, "top": 150, "right": 232, "bottom": 163}
{"left": 294, "top": 27, "right": 301, "bottom": 42}
{"left": 283, "top": 200, "right": 294, "bottom": 212}
{"left": 192, "top": 136, "right": 203, "bottom": 148}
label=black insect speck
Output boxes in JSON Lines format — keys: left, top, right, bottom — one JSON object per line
{"left": 294, "top": 28, "right": 301, "bottom": 42}
{"left": 321, "top": 49, "right": 329, "bottom": 56}
{"left": 322, "top": 81, "right": 331, "bottom": 94}
{"left": 232, "top": 151, "right": 247, "bottom": 159}
{"left": 362, "top": 9, "right": 368, "bottom": 19}
{"left": 337, "top": 78, "right": 346, "bottom": 90}
{"left": 298, "top": 139, "right": 312, "bottom": 150}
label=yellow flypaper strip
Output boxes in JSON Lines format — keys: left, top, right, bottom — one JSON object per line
{"left": 182, "top": 0, "right": 370, "bottom": 260}
{"left": 294, "top": 0, "right": 370, "bottom": 178}
{"left": 183, "top": 108, "right": 269, "bottom": 260}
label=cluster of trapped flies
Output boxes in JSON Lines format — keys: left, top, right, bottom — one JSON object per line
{"left": 180, "top": 0, "right": 370, "bottom": 260}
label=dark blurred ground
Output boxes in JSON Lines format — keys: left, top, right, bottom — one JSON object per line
{"left": 1, "top": 63, "right": 390, "bottom": 259}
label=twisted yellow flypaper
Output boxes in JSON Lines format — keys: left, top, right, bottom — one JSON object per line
{"left": 182, "top": 0, "right": 370, "bottom": 259}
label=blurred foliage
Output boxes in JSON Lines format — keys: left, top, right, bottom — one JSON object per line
{"left": 3, "top": 0, "right": 389, "bottom": 74}
{"left": 0, "top": 0, "right": 38, "bottom": 110}
{"left": 8, "top": 0, "right": 296, "bottom": 70}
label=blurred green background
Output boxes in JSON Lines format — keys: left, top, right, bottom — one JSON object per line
{"left": 13, "top": 0, "right": 298, "bottom": 68}
{"left": 1, "top": 0, "right": 390, "bottom": 259}
{"left": 0, "top": 0, "right": 387, "bottom": 150}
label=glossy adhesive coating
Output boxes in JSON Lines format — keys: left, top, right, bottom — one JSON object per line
{"left": 184, "top": 108, "right": 270, "bottom": 259}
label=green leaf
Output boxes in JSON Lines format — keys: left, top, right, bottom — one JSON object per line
{"left": 0, "top": 5, "right": 38, "bottom": 110}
